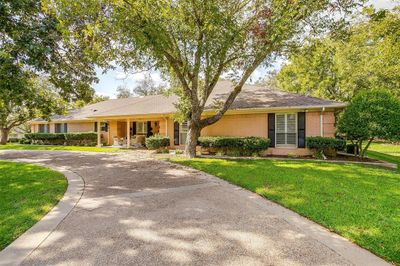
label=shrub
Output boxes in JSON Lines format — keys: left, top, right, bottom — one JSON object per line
{"left": 8, "top": 137, "right": 20, "bottom": 143}
{"left": 145, "top": 135, "right": 170, "bottom": 150}
{"left": 198, "top": 136, "right": 270, "bottom": 156}
{"left": 19, "top": 138, "right": 31, "bottom": 144}
{"left": 24, "top": 132, "right": 97, "bottom": 146}
{"left": 25, "top": 133, "right": 66, "bottom": 145}
{"left": 65, "top": 132, "right": 97, "bottom": 146}
{"left": 306, "top": 137, "right": 346, "bottom": 157}
{"left": 346, "top": 144, "right": 359, "bottom": 155}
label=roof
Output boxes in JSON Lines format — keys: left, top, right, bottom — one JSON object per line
{"left": 32, "top": 80, "right": 345, "bottom": 122}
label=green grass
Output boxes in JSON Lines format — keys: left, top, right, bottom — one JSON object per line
{"left": 0, "top": 161, "right": 67, "bottom": 250}
{"left": 368, "top": 143, "right": 400, "bottom": 171}
{"left": 0, "top": 143, "right": 122, "bottom": 153}
{"left": 171, "top": 158, "right": 400, "bottom": 264}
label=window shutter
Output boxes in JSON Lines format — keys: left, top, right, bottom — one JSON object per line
{"left": 147, "top": 121, "right": 152, "bottom": 137}
{"left": 298, "top": 112, "right": 306, "bottom": 148}
{"left": 268, "top": 113, "right": 275, "bottom": 147}
{"left": 132, "top": 122, "right": 136, "bottom": 135}
{"left": 94, "top": 122, "right": 97, "bottom": 132}
{"left": 174, "top": 122, "right": 179, "bottom": 145}
{"left": 64, "top": 123, "right": 68, "bottom": 133}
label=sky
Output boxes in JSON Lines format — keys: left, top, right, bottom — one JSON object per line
{"left": 93, "top": 0, "right": 398, "bottom": 99}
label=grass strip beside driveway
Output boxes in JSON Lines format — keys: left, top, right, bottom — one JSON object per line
{"left": 368, "top": 143, "right": 400, "bottom": 172}
{"left": 171, "top": 158, "right": 400, "bottom": 265}
{"left": 0, "top": 144, "right": 122, "bottom": 153}
{"left": 0, "top": 161, "right": 67, "bottom": 250}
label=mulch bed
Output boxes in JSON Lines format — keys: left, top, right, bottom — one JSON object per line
{"left": 269, "top": 154, "right": 380, "bottom": 163}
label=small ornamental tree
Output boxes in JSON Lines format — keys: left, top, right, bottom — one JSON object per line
{"left": 337, "top": 89, "right": 400, "bottom": 158}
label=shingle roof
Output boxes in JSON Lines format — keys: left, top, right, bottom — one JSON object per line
{"left": 33, "top": 81, "right": 345, "bottom": 122}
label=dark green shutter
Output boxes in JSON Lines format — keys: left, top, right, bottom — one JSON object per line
{"left": 174, "top": 122, "right": 179, "bottom": 145}
{"left": 147, "top": 121, "right": 152, "bottom": 137}
{"left": 94, "top": 122, "right": 97, "bottom": 132}
{"left": 298, "top": 112, "right": 306, "bottom": 148}
{"left": 132, "top": 122, "right": 136, "bottom": 135}
{"left": 268, "top": 113, "right": 275, "bottom": 147}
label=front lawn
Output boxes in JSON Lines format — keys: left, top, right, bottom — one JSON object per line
{"left": 368, "top": 142, "right": 400, "bottom": 171}
{"left": 0, "top": 161, "right": 67, "bottom": 250}
{"left": 171, "top": 158, "right": 400, "bottom": 264}
{"left": 0, "top": 143, "right": 122, "bottom": 153}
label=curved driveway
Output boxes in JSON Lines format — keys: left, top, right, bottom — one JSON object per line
{"left": 0, "top": 150, "right": 389, "bottom": 266}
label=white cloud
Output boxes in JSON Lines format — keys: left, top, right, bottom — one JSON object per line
{"left": 114, "top": 72, "right": 127, "bottom": 80}
{"left": 369, "top": 0, "right": 399, "bottom": 9}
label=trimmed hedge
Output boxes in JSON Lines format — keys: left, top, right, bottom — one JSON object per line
{"left": 8, "top": 138, "right": 21, "bottom": 143}
{"left": 25, "top": 132, "right": 97, "bottom": 146}
{"left": 145, "top": 135, "right": 170, "bottom": 150}
{"left": 25, "top": 133, "right": 65, "bottom": 145}
{"left": 198, "top": 136, "right": 270, "bottom": 156}
{"left": 65, "top": 133, "right": 97, "bottom": 146}
{"left": 306, "top": 137, "right": 346, "bottom": 157}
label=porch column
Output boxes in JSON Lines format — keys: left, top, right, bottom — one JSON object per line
{"left": 96, "top": 120, "right": 101, "bottom": 147}
{"left": 164, "top": 117, "right": 168, "bottom": 136}
{"left": 126, "top": 118, "right": 130, "bottom": 148}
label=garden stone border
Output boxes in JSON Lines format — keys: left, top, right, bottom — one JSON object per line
{"left": 0, "top": 160, "right": 84, "bottom": 266}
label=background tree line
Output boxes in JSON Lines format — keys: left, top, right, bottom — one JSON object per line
{"left": 275, "top": 7, "right": 400, "bottom": 102}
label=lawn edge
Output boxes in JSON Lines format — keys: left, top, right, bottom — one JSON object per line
{"left": 166, "top": 159, "right": 392, "bottom": 266}
{"left": 0, "top": 160, "right": 84, "bottom": 266}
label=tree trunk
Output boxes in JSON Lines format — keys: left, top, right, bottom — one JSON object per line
{"left": 0, "top": 128, "right": 9, "bottom": 145}
{"left": 184, "top": 122, "right": 201, "bottom": 158}
{"left": 360, "top": 138, "right": 374, "bottom": 159}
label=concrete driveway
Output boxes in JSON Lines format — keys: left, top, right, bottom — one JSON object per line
{"left": 0, "top": 150, "right": 388, "bottom": 266}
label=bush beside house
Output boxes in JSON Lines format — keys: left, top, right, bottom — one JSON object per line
{"left": 145, "top": 135, "right": 170, "bottom": 151}
{"left": 198, "top": 136, "right": 270, "bottom": 156}
{"left": 306, "top": 137, "right": 346, "bottom": 157}
{"left": 24, "top": 132, "right": 97, "bottom": 146}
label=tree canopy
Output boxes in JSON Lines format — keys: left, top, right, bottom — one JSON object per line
{"left": 0, "top": 0, "right": 98, "bottom": 143}
{"left": 116, "top": 74, "right": 167, "bottom": 98}
{"left": 277, "top": 7, "right": 400, "bottom": 101}
{"left": 45, "top": 0, "right": 362, "bottom": 157}
{"left": 337, "top": 89, "right": 400, "bottom": 158}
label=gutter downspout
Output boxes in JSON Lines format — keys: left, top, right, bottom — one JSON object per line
{"left": 320, "top": 107, "right": 325, "bottom": 137}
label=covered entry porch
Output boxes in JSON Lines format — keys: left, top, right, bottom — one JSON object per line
{"left": 95, "top": 116, "right": 173, "bottom": 148}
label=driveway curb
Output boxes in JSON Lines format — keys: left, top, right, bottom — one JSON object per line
{"left": 168, "top": 161, "right": 391, "bottom": 266}
{"left": 0, "top": 160, "right": 84, "bottom": 266}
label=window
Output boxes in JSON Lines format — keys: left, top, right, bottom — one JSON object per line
{"left": 179, "top": 122, "right": 188, "bottom": 145}
{"left": 94, "top": 122, "right": 108, "bottom": 132}
{"left": 276, "top": 113, "right": 297, "bottom": 146}
{"left": 101, "top": 122, "right": 108, "bottom": 132}
{"left": 55, "top": 123, "right": 68, "bottom": 133}
{"left": 38, "top": 124, "right": 49, "bottom": 133}
{"left": 136, "top": 122, "right": 148, "bottom": 135}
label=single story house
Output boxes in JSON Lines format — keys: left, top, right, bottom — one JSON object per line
{"left": 31, "top": 80, "right": 346, "bottom": 155}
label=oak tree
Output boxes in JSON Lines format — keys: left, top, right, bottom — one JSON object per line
{"left": 0, "top": 0, "right": 97, "bottom": 143}
{"left": 45, "top": 0, "right": 362, "bottom": 157}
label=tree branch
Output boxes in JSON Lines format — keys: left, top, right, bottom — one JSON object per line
{"left": 200, "top": 53, "right": 268, "bottom": 127}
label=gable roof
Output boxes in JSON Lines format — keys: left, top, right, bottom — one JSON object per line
{"left": 33, "top": 81, "right": 345, "bottom": 122}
